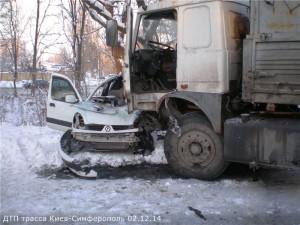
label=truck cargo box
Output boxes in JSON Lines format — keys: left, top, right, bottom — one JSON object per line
{"left": 242, "top": 0, "right": 300, "bottom": 105}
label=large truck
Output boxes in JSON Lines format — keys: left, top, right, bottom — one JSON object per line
{"left": 47, "top": 0, "right": 300, "bottom": 179}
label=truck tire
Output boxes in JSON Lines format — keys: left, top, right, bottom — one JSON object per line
{"left": 164, "top": 113, "right": 227, "bottom": 180}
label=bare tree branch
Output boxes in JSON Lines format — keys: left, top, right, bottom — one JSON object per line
{"left": 82, "top": 0, "right": 125, "bottom": 33}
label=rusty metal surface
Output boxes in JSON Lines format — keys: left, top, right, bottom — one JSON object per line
{"left": 255, "top": 0, "right": 300, "bottom": 35}
{"left": 242, "top": 0, "right": 300, "bottom": 105}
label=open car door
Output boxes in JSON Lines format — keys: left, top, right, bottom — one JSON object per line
{"left": 46, "top": 73, "right": 82, "bottom": 131}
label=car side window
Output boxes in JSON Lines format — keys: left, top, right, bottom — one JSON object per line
{"left": 51, "top": 77, "right": 78, "bottom": 102}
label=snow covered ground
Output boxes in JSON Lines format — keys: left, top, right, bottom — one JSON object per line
{"left": 1, "top": 123, "right": 300, "bottom": 225}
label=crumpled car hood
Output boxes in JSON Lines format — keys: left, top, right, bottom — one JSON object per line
{"left": 72, "top": 101, "right": 141, "bottom": 126}
{"left": 74, "top": 101, "right": 119, "bottom": 114}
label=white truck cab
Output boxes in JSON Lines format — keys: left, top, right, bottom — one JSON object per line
{"left": 117, "top": 0, "right": 249, "bottom": 133}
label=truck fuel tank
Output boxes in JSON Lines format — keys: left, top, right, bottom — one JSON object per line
{"left": 224, "top": 115, "right": 300, "bottom": 167}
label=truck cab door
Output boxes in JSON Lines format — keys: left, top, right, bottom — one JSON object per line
{"left": 177, "top": 2, "right": 229, "bottom": 93}
{"left": 46, "top": 74, "right": 82, "bottom": 131}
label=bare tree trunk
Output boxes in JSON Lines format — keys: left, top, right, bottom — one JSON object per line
{"left": 76, "top": 5, "right": 86, "bottom": 94}
{"left": 13, "top": 55, "right": 17, "bottom": 96}
{"left": 12, "top": 40, "right": 18, "bottom": 96}
{"left": 66, "top": 0, "right": 86, "bottom": 95}
{"left": 75, "top": 9, "right": 84, "bottom": 92}
{"left": 31, "top": 0, "right": 40, "bottom": 96}
{"left": 10, "top": 0, "right": 18, "bottom": 97}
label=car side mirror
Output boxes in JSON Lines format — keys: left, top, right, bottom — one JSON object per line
{"left": 106, "top": 20, "right": 118, "bottom": 47}
{"left": 65, "top": 95, "right": 78, "bottom": 103}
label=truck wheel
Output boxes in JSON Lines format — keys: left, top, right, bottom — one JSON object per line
{"left": 164, "top": 113, "right": 227, "bottom": 180}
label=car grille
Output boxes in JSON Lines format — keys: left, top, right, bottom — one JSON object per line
{"left": 86, "top": 125, "right": 105, "bottom": 131}
{"left": 86, "top": 124, "right": 134, "bottom": 131}
{"left": 112, "top": 125, "right": 134, "bottom": 130}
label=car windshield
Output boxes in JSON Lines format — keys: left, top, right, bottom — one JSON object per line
{"left": 135, "top": 11, "right": 177, "bottom": 50}
{"left": 91, "top": 86, "right": 104, "bottom": 98}
{"left": 87, "top": 76, "right": 122, "bottom": 101}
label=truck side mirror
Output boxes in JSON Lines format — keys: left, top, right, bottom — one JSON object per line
{"left": 106, "top": 20, "right": 118, "bottom": 47}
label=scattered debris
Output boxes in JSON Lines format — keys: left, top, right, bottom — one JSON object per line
{"left": 188, "top": 206, "right": 207, "bottom": 221}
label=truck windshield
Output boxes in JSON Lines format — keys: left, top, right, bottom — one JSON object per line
{"left": 135, "top": 11, "right": 177, "bottom": 50}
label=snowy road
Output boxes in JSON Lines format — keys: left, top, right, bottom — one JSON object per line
{"left": 1, "top": 124, "right": 300, "bottom": 225}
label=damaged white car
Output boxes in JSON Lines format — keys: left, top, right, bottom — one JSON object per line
{"left": 46, "top": 73, "right": 157, "bottom": 177}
